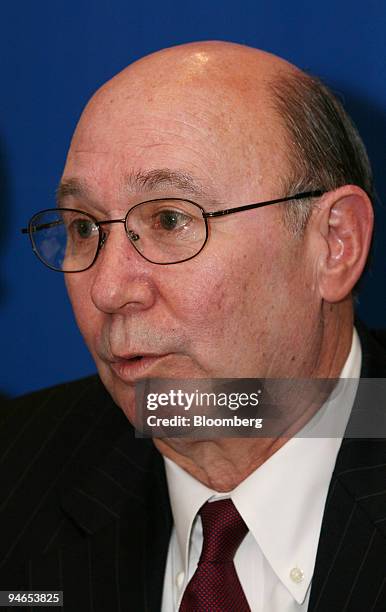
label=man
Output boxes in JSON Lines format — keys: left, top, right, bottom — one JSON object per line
{"left": 1, "top": 41, "right": 385, "bottom": 611}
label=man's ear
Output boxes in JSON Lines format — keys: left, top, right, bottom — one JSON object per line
{"left": 316, "top": 185, "right": 374, "bottom": 303}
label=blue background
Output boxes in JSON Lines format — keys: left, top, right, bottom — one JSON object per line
{"left": 1, "top": 0, "right": 385, "bottom": 398}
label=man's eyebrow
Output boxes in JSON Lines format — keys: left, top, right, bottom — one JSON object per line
{"left": 56, "top": 169, "right": 218, "bottom": 207}
{"left": 56, "top": 178, "right": 89, "bottom": 206}
{"left": 125, "top": 168, "right": 213, "bottom": 200}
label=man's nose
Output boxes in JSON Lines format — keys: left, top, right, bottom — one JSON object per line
{"left": 90, "top": 225, "right": 156, "bottom": 314}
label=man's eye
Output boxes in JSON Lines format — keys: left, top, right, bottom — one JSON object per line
{"left": 70, "top": 219, "right": 96, "bottom": 239}
{"left": 155, "top": 209, "right": 191, "bottom": 231}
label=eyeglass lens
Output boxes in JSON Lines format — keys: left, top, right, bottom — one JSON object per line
{"left": 29, "top": 199, "right": 207, "bottom": 271}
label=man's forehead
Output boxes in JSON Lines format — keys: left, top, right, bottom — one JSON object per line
{"left": 57, "top": 168, "right": 216, "bottom": 206}
{"left": 63, "top": 42, "right": 296, "bottom": 205}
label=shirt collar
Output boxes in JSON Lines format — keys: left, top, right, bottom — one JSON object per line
{"left": 164, "top": 456, "right": 217, "bottom": 574}
{"left": 164, "top": 328, "right": 361, "bottom": 604}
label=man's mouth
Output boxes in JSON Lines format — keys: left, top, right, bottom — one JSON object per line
{"left": 109, "top": 353, "right": 171, "bottom": 382}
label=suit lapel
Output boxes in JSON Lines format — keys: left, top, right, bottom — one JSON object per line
{"left": 309, "top": 326, "right": 386, "bottom": 611}
{"left": 308, "top": 438, "right": 386, "bottom": 611}
{"left": 59, "top": 404, "right": 172, "bottom": 611}
{"left": 60, "top": 425, "right": 154, "bottom": 534}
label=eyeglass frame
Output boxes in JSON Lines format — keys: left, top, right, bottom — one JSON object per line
{"left": 21, "top": 189, "right": 325, "bottom": 271}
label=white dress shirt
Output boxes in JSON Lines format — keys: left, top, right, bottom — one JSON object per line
{"left": 161, "top": 329, "right": 361, "bottom": 612}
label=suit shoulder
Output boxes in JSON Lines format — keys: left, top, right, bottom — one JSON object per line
{"left": 0, "top": 374, "right": 132, "bottom": 504}
{"left": 5, "top": 374, "right": 103, "bottom": 404}
{"left": 0, "top": 375, "right": 126, "bottom": 464}
{"left": 371, "top": 329, "right": 386, "bottom": 348}
{"left": 0, "top": 376, "right": 141, "bottom": 576}
{"left": 1, "top": 375, "right": 106, "bottom": 420}
{"left": 355, "top": 322, "right": 386, "bottom": 377}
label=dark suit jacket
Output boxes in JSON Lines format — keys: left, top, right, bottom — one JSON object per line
{"left": 1, "top": 327, "right": 386, "bottom": 612}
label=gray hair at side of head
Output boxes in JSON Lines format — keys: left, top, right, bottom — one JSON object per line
{"left": 269, "top": 71, "right": 374, "bottom": 237}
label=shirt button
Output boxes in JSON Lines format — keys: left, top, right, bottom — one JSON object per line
{"left": 290, "top": 567, "right": 304, "bottom": 583}
{"left": 176, "top": 571, "right": 185, "bottom": 588}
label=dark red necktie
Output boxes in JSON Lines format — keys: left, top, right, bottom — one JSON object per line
{"left": 179, "top": 498, "right": 251, "bottom": 612}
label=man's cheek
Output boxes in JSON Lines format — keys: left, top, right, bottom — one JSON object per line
{"left": 176, "top": 278, "right": 228, "bottom": 329}
{"left": 65, "top": 277, "right": 99, "bottom": 344}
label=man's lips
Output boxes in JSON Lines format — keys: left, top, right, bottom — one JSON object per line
{"left": 108, "top": 353, "right": 172, "bottom": 382}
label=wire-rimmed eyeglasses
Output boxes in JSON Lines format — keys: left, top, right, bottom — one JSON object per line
{"left": 21, "top": 190, "right": 325, "bottom": 272}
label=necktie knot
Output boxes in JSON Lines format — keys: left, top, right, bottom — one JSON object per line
{"left": 199, "top": 498, "right": 248, "bottom": 563}
{"left": 179, "top": 498, "right": 251, "bottom": 611}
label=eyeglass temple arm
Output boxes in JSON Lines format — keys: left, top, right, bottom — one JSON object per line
{"left": 20, "top": 190, "right": 326, "bottom": 231}
{"left": 203, "top": 190, "right": 325, "bottom": 218}
{"left": 21, "top": 220, "right": 64, "bottom": 234}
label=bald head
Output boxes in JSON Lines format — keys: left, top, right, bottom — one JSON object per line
{"left": 67, "top": 42, "right": 298, "bottom": 208}
{"left": 90, "top": 40, "right": 296, "bottom": 111}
